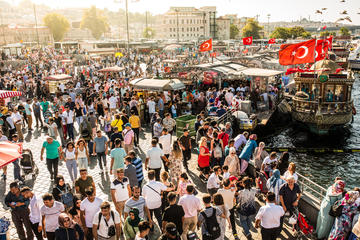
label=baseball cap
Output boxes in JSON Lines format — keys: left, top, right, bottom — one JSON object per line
{"left": 229, "top": 176, "right": 238, "bottom": 182}
{"left": 166, "top": 225, "right": 177, "bottom": 236}
{"left": 124, "top": 123, "right": 131, "bottom": 127}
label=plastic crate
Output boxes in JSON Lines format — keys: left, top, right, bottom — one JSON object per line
{"left": 176, "top": 115, "right": 197, "bottom": 138}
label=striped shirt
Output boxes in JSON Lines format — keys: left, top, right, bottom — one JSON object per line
{"left": 124, "top": 197, "right": 147, "bottom": 219}
{"left": 131, "top": 157, "right": 144, "bottom": 182}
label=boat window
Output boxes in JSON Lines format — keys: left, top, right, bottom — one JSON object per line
{"left": 334, "top": 85, "right": 345, "bottom": 102}
{"left": 324, "top": 85, "right": 335, "bottom": 102}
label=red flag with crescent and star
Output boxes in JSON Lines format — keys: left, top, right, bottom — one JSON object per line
{"left": 315, "top": 36, "right": 333, "bottom": 61}
{"left": 279, "top": 39, "right": 316, "bottom": 66}
{"left": 243, "top": 36, "right": 253, "bottom": 45}
{"left": 199, "top": 39, "right": 213, "bottom": 52}
{"left": 268, "top": 38, "right": 276, "bottom": 44}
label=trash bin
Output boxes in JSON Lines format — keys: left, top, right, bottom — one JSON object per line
{"left": 175, "top": 114, "right": 197, "bottom": 138}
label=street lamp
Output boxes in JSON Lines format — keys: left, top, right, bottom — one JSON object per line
{"left": 114, "top": 0, "right": 130, "bottom": 53}
{"left": 267, "top": 14, "right": 271, "bottom": 37}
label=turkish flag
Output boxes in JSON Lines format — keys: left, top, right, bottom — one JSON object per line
{"left": 315, "top": 36, "right": 333, "bottom": 61}
{"left": 210, "top": 52, "right": 217, "bottom": 57}
{"left": 243, "top": 36, "right": 253, "bottom": 45}
{"left": 242, "top": 49, "right": 249, "bottom": 54}
{"left": 279, "top": 39, "right": 316, "bottom": 66}
{"left": 199, "top": 39, "right": 212, "bottom": 52}
{"left": 268, "top": 38, "right": 276, "bottom": 44}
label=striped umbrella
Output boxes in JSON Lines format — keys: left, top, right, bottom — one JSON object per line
{"left": 0, "top": 141, "right": 22, "bottom": 168}
{"left": 0, "top": 90, "right": 22, "bottom": 99}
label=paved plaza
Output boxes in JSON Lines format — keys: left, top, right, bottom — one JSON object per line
{"left": 0, "top": 126, "right": 297, "bottom": 240}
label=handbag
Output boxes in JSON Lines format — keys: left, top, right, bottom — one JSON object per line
{"left": 57, "top": 185, "right": 73, "bottom": 208}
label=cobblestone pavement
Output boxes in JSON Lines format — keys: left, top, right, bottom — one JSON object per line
{"left": 0, "top": 125, "right": 297, "bottom": 240}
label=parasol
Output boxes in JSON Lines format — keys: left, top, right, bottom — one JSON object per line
{"left": 0, "top": 141, "right": 22, "bottom": 168}
{"left": 0, "top": 90, "right": 22, "bottom": 99}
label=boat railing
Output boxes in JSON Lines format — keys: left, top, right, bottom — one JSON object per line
{"left": 297, "top": 172, "right": 327, "bottom": 205}
{"left": 292, "top": 98, "right": 353, "bottom": 113}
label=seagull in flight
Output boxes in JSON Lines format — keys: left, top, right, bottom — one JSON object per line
{"left": 315, "top": 10, "right": 323, "bottom": 14}
{"left": 335, "top": 18, "right": 345, "bottom": 23}
{"left": 321, "top": 8, "right": 327, "bottom": 10}
{"left": 344, "top": 16, "right": 352, "bottom": 22}
{"left": 340, "top": 0, "right": 345, "bottom": 2}
{"left": 340, "top": 10, "right": 348, "bottom": 14}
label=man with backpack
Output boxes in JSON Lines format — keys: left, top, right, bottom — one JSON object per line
{"left": 197, "top": 194, "right": 225, "bottom": 240}
{"left": 92, "top": 201, "right": 121, "bottom": 240}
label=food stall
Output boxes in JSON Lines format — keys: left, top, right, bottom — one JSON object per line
{"left": 45, "top": 74, "right": 72, "bottom": 94}
{"left": 98, "top": 66, "right": 125, "bottom": 79}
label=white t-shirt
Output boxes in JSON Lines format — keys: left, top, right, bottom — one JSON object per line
{"left": 262, "top": 156, "right": 278, "bottom": 172}
{"left": 93, "top": 210, "right": 121, "bottom": 238}
{"left": 147, "top": 101, "right": 156, "bottom": 114}
{"left": 283, "top": 171, "right": 298, "bottom": 182}
{"left": 109, "top": 96, "right": 118, "bottom": 109}
{"left": 40, "top": 201, "right": 65, "bottom": 232}
{"left": 142, "top": 181, "right": 167, "bottom": 209}
{"left": 80, "top": 197, "right": 103, "bottom": 228}
{"left": 110, "top": 177, "right": 130, "bottom": 202}
{"left": 158, "top": 134, "right": 172, "bottom": 155}
{"left": 146, "top": 147, "right": 164, "bottom": 169}
{"left": 217, "top": 188, "right": 235, "bottom": 209}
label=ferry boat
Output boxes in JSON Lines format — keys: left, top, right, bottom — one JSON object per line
{"left": 290, "top": 59, "right": 354, "bottom": 135}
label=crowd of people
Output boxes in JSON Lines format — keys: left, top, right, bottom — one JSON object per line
{"left": 0, "top": 47, "right": 359, "bottom": 240}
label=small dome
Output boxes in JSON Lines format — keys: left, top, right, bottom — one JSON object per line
{"left": 310, "top": 59, "right": 342, "bottom": 75}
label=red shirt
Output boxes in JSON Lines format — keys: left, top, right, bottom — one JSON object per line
{"left": 198, "top": 146, "right": 210, "bottom": 168}
{"left": 218, "top": 132, "right": 229, "bottom": 148}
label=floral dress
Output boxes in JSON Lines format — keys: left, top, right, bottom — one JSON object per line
{"left": 168, "top": 151, "right": 183, "bottom": 184}
{"left": 328, "top": 199, "right": 359, "bottom": 240}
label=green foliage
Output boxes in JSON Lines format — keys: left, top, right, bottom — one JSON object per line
{"left": 43, "top": 13, "right": 70, "bottom": 42}
{"left": 339, "top": 27, "right": 350, "bottom": 36}
{"left": 143, "top": 27, "right": 155, "bottom": 39}
{"left": 80, "top": 6, "right": 110, "bottom": 39}
{"left": 270, "top": 26, "right": 311, "bottom": 40}
{"left": 230, "top": 24, "right": 239, "bottom": 39}
{"left": 320, "top": 31, "right": 337, "bottom": 37}
{"left": 242, "top": 18, "right": 263, "bottom": 39}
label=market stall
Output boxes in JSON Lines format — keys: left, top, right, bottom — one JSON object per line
{"left": 45, "top": 74, "right": 72, "bottom": 94}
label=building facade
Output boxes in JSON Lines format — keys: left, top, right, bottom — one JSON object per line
{"left": 0, "top": 25, "right": 53, "bottom": 46}
{"left": 216, "top": 17, "right": 230, "bottom": 40}
{"left": 155, "top": 6, "right": 217, "bottom": 41}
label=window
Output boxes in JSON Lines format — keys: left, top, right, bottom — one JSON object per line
{"left": 163, "top": 20, "right": 166, "bottom": 24}
{"left": 182, "top": 19, "right": 184, "bottom": 24}
{"left": 182, "top": 28, "right": 184, "bottom": 32}
{"left": 190, "top": 19, "right": 192, "bottom": 24}
{"left": 186, "top": 19, "right": 189, "bottom": 24}
{"left": 170, "top": 28, "right": 172, "bottom": 32}
{"left": 187, "top": 28, "right": 189, "bottom": 32}
{"left": 197, "top": 27, "right": 199, "bottom": 31}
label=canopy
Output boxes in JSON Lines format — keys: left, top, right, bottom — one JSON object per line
{"left": 45, "top": 74, "right": 72, "bottom": 81}
{"left": 60, "top": 59, "right": 73, "bottom": 63}
{"left": 0, "top": 90, "right": 22, "bottom": 99}
{"left": 98, "top": 66, "right": 125, "bottom": 72}
{"left": 239, "top": 68, "right": 284, "bottom": 77}
{"left": 0, "top": 142, "right": 22, "bottom": 168}
{"left": 130, "top": 78, "right": 185, "bottom": 91}
{"left": 164, "top": 44, "right": 181, "bottom": 51}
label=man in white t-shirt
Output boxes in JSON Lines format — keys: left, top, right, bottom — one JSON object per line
{"left": 40, "top": 193, "right": 65, "bottom": 240}
{"left": 145, "top": 139, "right": 168, "bottom": 181}
{"left": 158, "top": 129, "right": 172, "bottom": 172}
{"left": 147, "top": 98, "right": 156, "bottom": 122}
{"left": 109, "top": 94, "right": 118, "bottom": 112}
{"left": 261, "top": 152, "right": 278, "bottom": 176}
{"left": 142, "top": 170, "right": 172, "bottom": 230}
{"left": 110, "top": 169, "right": 132, "bottom": 221}
{"left": 80, "top": 187, "right": 103, "bottom": 240}
{"left": 92, "top": 201, "right": 121, "bottom": 240}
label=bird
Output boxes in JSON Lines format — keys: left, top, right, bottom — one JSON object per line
{"left": 322, "top": 8, "right": 327, "bottom": 10}
{"left": 340, "top": 0, "right": 345, "bottom": 2}
{"left": 344, "top": 16, "right": 352, "bottom": 22}
{"left": 340, "top": 10, "right": 348, "bottom": 14}
{"left": 357, "top": 12, "right": 360, "bottom": 14}
{"left": 316, "top": 10, "right": 323, "bottom": 14}
{"left": 335, "top": 18, "right": 345, "bottom": 23}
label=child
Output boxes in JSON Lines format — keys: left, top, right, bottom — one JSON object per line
{"left": 222, "top": 165, "right": 230, "bottom": 180}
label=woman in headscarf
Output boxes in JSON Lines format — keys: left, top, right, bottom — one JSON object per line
{"left": 123, "top": 208, "right": 143, "bottom": 240}
{"left": 239, "top": 134, "right": 258, "bottom": 174}
{"left": 266, "top": 169, "right": 286, "bottom": 204}
{"left": 223, "top": 147, "right": 241, "bottom": 177}
{"left": 328, "top": 191, "right": 359, "bottom": 240}
{"left": 316, "top": 179, "right": 346, "bottom": 239}
{"left": 55, "top": 213, "right": 84, "bottom": 240}
{"left": 252, "top": 142, "right": 268, "bottom": 171}
{"left": 276, "top": 152, "right": 290, "bottom": 175}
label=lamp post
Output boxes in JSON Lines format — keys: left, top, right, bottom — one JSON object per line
{"left": 33, "top": 4, "right": 40, "bottom": 46}
{"left": 114, "top": 0, "right": 130, "bottom": 53}
{"left": 267, "top": 14, "right": 271, "bottom": 37}
{"left": 175, "top": 9, "right": 179, "bottom": 43}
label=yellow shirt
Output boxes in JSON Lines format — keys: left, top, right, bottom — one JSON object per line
{"left": 111, "top": 118, "right": 123, "bottom": 132}
{"left": 129, "top": 115, "right": 140, "bottom": 128}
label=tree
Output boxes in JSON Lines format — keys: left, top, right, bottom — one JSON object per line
{"left": 301, "top": 31, "right": 312, "bottom": 39}
{"left": 230, "top": 24, "right": 239, "bottom": 39}
{"left": 242, "top": 18, "right": 263, "bottom": 39}
{"left": 289, "top": 26, "right": 308, "bottom": 38}
{"left": 270, "top": 27, "right": 291, "bottom": 40}
{"left": 320, "top": 31, "right": 336, "bottom": 37}
{"left": 80, "top": 6, "right": 110, "bottom": 39}
{"left": 43, "top": 13, "right": 70, "bottom": 42}
{"left": 339, "top": 27, "right": 350, "bottom": 36}
{"left": 143, "top": 27, "right": 155, "bottom": 39}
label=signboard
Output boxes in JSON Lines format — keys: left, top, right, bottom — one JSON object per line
{"left": 319, "top": 75, "right": 328, "bottom": 83}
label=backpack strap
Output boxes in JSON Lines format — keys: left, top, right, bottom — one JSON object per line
{"left": 97, "top": 212, "right": 102, "bottom": 230}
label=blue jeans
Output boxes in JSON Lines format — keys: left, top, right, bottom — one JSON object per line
{"left": 239, "top": 214, "right": 252, "bottom": 236}
{"left": 97, "top": 152, "right": 106, "bottom": 170}
{"left": 77, "top": 157, "right": 88, "bottom": 170}
{"left": 13, "top": 159, "right": 21, "bottom": 181}
{"left": 76, "top": 116, "right": 83, "bottom": 129}
{"left": 65, "top": 159, "right": 77, "bottom": 182}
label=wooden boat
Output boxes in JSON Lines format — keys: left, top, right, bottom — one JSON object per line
{"left": 291, "top": 59, "right": 354, "bottom": 135}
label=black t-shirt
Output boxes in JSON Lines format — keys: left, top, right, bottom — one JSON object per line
{"left": 162, "top": 204, "right": 185, "bottom": 234}
{"left": 179, "top": 135, "right": 191, "bottom": 150}
{"left": 110, "top": 132, "right": 123, "bottom": 148}
{"left": 279, "top": 183, "right": 301, "bottom": 210}
{"left": 159, "top": 235, "right": 181, "bottom": 240}
{"left": 54, "top": 116, "right": 62, "bottom": 129}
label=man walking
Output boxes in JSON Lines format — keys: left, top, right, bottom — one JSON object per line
{"left": 5, "top": 182, "right": 34, "bottom": 240}
{"left": 63, "top": 106, "right": 75, "bottom": 141}
{"left": 162, "top": 113, "right": 176, "bottom": 136}
{"left": 129, "top": 110, "right": 141, "bottom": 148}
{"left": 93, "top": 130, "right": 109, "bottom": 173}
{"left": 255, "top": 192, "right": 285, "bottom": 240}
{"left": 178, "top": 128, "right": 192, "bottom": 169}
{"left": 40, "top": 137, "right": 62, "bottom": 180}
{"left": 40, "top": 193, "right": 65, "bottom": 240}
{"left": 92, "top": 201, "right": 121, "bottom": 240}
{"left": 32, "top": 98, "right": 43, "bottom": 128}
{"left": 111, "top": 168, "right": 132, "bottom": 220}
{"left": 124, "top": 186, "right": 152, "bottom": 223}
{"left": 122, "top": 123, "right": 134, "bottom": 154}
{"left": 159, "top": 129, "right": 172, "bottom": 172}
{"left": 25, "top": 99, "right": 33, "bottom": 131}
{"left": 21, "top": 187, "right": 43, "bottom": 240}
{"left": 145, "top": 139, "right": 168, "bottom": 181}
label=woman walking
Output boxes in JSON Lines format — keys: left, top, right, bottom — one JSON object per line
{"left": 75, "top": 139, "right": 89, "bottom": 170}
{"left": 63, "top": 142, "right": 78, "bottom": 183}
{"left": 168, "top": 141, "right": 183, "bottom": 185}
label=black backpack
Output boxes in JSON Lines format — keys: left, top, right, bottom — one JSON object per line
{"left": 200, "top": 208, "right": 221, "bottom": 240}
{"left": 329, "top": 199, "right": 343, "bottom": 217}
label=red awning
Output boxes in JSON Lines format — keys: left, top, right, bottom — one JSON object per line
{"left": 0, "top": 141, "right": 22, "bottom": 168}
{"left": 0, "top": 90, "right": 22, "bottom": 99}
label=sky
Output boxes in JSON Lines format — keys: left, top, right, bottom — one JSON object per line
{"left": 8, "top": 0, "right": 360, "bottom": 24}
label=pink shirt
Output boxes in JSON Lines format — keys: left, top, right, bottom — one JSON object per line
{"left": 123, "top": 129, "right": 134, "bottom": 144}
{"left": 178, "top": 194, "right": 202, "bottom": 218}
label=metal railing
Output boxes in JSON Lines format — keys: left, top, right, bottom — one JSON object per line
{"left": 292, "top": 98, "right": 353, "bottom": 114}
{"left": 217, "top": 108, "right": 235, "bottom": 126}
{"left": 297, "top": 172, "right": 327, "bottom": 205}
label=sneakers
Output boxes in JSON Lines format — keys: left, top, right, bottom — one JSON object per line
{"left": 234, "top": 234, "right": 240, "bottom": 240}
